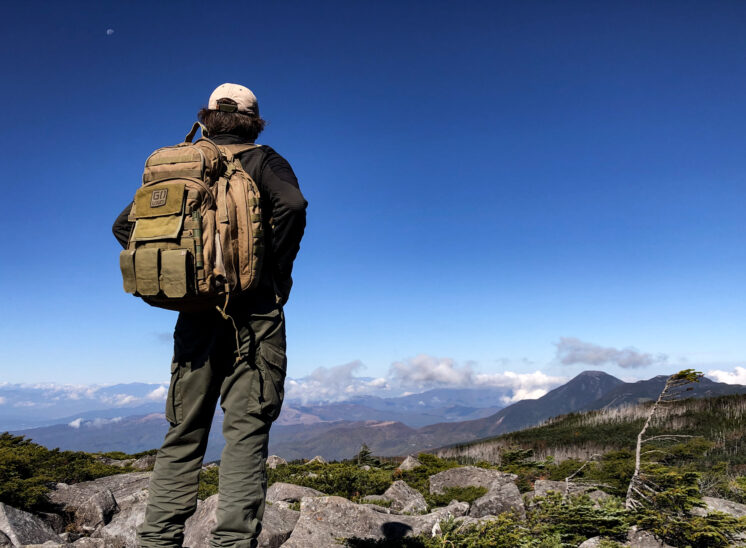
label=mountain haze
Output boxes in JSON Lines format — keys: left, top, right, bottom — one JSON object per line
{"left": 10, "top": 371, "right": 746, "bottom": 461}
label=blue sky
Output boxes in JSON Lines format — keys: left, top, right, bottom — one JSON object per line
{"left": 1, "top": 1, "right": 745, "bottom": 395}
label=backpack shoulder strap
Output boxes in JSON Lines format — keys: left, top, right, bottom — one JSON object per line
{"left": 221, "top": 143, "right": 261, "bottom": 155}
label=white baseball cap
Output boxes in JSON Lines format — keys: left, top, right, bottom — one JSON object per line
{"left": 208, "top": 83, "right": 259, "bottom": 115}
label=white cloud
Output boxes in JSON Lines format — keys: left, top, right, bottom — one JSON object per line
{"left": 285, "top": 361, "right": 392, "bottom": 403}
{"left": 0, "top": 397, "right": 5, "bottom": 405}
{"left": 68, "top": 417, "right": 123, "bottom": 429}
{"left": 100, "top": 393, "right": 140, "bottom": 406}
{"left": 555, "top": 337, "right": 667, "bottom": 369}
{"left": 146, "top": 386, "right": 168, "bottom": 401}
{"left": 25, "top": 383, "right": 105, "bottom": 401}
{"left": 390, "top": 355, "right": 566, "bottom": 396}
{"left": 390, "top": 355, "right": 473, "bottom": 387}
{"left": 367, "top": 378, "right": 388, "bottom": 389}
{"left": 500, "top": 388, "right": 548, "bottom": 404}
{"left": 13, "top": 401, "right": 36, "bottom": 407}
{"left": 284, "top": 355, "right": 568, "bottom": 404}
{"left": 473, "top": 369, "right": 565, "bottom": 390}
{"left": 707, "top": 366, "right": 746, "bottom": 385}
{"left": 90, "top": 417, "right": 123, "bottom": 427}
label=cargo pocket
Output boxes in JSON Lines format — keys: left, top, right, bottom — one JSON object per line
{"left": 135, "top": 248, "right": 160, "bottom": 296}
{"left": 119, "top": 250, "right": 136, "bottom": 294}
{"left": 254, "top": 342, "right": 287, "bottom": 422}
{"left": 161, "top": 249, "right": 193, "bottom": 298}
{"left": 165, "top": 361, "right": 184, "bottom": 425}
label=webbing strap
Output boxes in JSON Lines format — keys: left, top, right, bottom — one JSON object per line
{"left": 221, "top": 144, "right": 259, "bottom": 155}
{"left": 216, "top": 291, "right": 242, "bottom": 364}
{"left": 184, "top": 122, "right": 208, "bottom": 143}
{"left": 217, "top": 178, "right": 229, "bottom": 223}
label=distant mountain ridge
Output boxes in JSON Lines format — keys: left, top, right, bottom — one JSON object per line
{"left": 579, "top": 374, "right": 746, "bottom": 410}
{"left": 10, "top": 371, "right": 746, "bottom": 461}
{"left": 0, "top": 382, "right": 168, "bottom": 431}
{"left": 0, "top": 382, "right": 512, "bottom": 431}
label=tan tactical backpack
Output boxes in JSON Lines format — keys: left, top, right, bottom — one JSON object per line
{"left": 119, "top": 123, "right": 264, "bottom": 312}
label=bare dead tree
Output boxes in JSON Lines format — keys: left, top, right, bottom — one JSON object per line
{"left": 563, "top": 453, "right": 603, "bottom": 496}
{"left": 625, "top": 369, "right": 703, "bottom": 510}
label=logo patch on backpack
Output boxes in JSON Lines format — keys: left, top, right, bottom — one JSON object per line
{"left": 150, "top": 189, "right": 168, "bottom": 207}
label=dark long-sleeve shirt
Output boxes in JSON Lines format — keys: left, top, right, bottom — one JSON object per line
{"left": 113, "top": 134, "right": 307, "bottom": 307}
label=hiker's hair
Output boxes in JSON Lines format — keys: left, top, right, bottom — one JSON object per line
{"left": 197, "top": 99, "right": 266, "bottom": 141}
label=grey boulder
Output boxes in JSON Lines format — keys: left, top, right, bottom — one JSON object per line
{"left": 36, "top": 513, "right": 64, "bottom": 535}
{"left": 131, "top": 455, "right": 156, "bottom": 471}
{"left": 577, "top": 537, "right": 606, "bottom": 548}
{"left": 266, "top": 455, "right": 287, "bottom": 469}
{"left": 690, "top": 496, "right": 746, "bottom": 518}
{"left": 427, "top": 466, "right": 523, "bottom": 520}
{"left": 397, "top": 456, "right": 422, "bottom": 472}
{"left": 469, "top": 481, "right": 525, "bottom": 519}
{"left": 266, "top": 483, "right": 324, "bottom": 503}
{"left": 47, "top": 483, "right": 117, "bottom": 533}
{"left": 429, "top": 466, "right": 517, "bottom": 494}
{"left": 627, "top": 526, "right": 675, "bottom": 548}
{"left": 183, "top": 494, "right": 299, "bottom": 548}
{"left": 305, "top": 456, "right": 326, "bottom": 465}
{"left": 22, "top": 539, "right": 107, "bottom": 547}
{"left": 53, "top": 472, "right": 150, "bottom": 511}
{"left": 92, "top": 489, "right": 148, "bottom": 548}
{"left": 0, "top": 503, "right": 59, "bottom": 546}
{"left": 410, "top": 501, "right": 470, "bottom": 535}
{"left": 70, "top": 539, "right": 106, "bottom": 547}
{"left": 258, "top": 504, "right": 301, "bottom": 547}
{"left": 378, "top": 481, "right": 427, "bottom": 514}
{"left": 281, "top": 496, "right": 467, "bottom": 547}
{"left": 184, "top": 495, "right": 218, "bottom": 548}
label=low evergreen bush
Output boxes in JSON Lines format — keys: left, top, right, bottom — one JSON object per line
{"left": 0, "top": 433, "right": 137, "bottom": 512}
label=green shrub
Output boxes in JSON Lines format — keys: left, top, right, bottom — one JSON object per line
{"left": 528, "top": 492, "right": 629, "bottom": 546}
{"left": 0, "top": 433, "right": 137, "bottom": 512}
{"left": 98, "top": 451, "right": 132, "bottom": 460}
{"left": 398, "top": 453, "right": 460, "bottom": 496}
{"left": 198, "top": 466, "right": 220, "bottom": 500}
{"left": 268, "top": 462, "right": 392, "bottom": 500}
{"left": 636, "top": 509, "right": 746, "bottom": 547}
{"left": 426, "top": 486, "right": 487, "bottom": 508}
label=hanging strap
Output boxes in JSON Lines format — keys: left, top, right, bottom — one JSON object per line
{"left": 216, "top": 292, "right": 243, "bottom": 364}
{"left": 184, "top": 122, "right": 208, "bottom": 143}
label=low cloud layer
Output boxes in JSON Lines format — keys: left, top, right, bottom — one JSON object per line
{"left": 390, "top": 354, "right": 565, "bottom": 400}
{"left": 0, "top": 382, "right": 169, "bottom": 412}
{"left": 555, "top": 337, "right": 667, "bottom": 369}
{"left": 707, "top": 366, "right": 746, "bottom": 385}
{"left": 390, "top": 355, "right": 472, "bottom": 387}
{"left": 285, "top": 361, "right": 389, "bottom": 404}
{"left": 146, "top": 386, "right": 168, "bottom": 401}
{"left": 285, "top": 355, "right": 567, "bottom": 404}
{"left": 68, "top": 417, "right": 123, "bottom": 429}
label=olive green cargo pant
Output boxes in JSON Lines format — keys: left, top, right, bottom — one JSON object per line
{"left": 137, "top": 303, "right": 286, "bottom": 548}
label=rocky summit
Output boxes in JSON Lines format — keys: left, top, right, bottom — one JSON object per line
{"left": 2, "top": 460, "right": 746, "bottom": 547}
